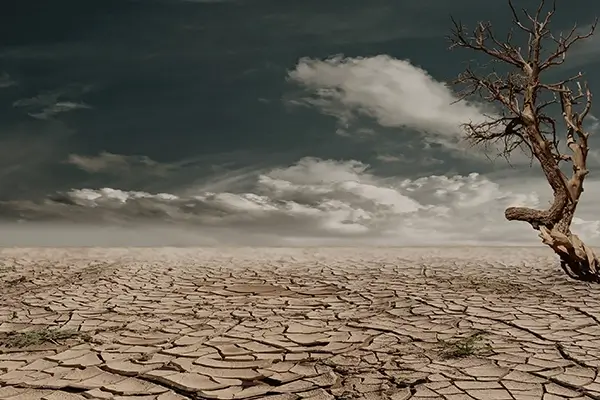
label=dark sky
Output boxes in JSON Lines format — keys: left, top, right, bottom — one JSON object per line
{"left": 1, "top": 0, "right": 600, "bottom": 245}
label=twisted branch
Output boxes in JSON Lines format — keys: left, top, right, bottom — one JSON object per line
{"left": 449, "top": 0, "right": 599, "bottom": 280}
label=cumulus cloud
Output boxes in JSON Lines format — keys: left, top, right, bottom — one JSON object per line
{"left": 288, "top": 55, "right": 491, "bottom": 147}
{"left": 67, "top": 152, "right": 173, "bottom": 176}
{"left": 2, "top": 157, "right": 598, "bottom": 246}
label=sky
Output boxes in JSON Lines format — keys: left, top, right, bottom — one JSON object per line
{"left": 2, "top": 0, "right": 600, "bottom": 246}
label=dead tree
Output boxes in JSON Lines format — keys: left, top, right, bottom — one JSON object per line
{"left": 449, "top": 0, "right": 600, "bottom": 281}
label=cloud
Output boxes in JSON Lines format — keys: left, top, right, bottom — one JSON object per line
{"left": 64, "top": 151, "right": 274, "bottom": 195}
{"left": 0, "top": 72, "right": 16, "bottom": 88}
{"left": 287, "top": 55, "right": 547, "bottom": 166}
{"left": 2, "top": 157, "right": 599, "bottom": 246}
{"left": 14, "top": 100, "right": 91, "bottom": 120}
{"left": 67, "top": 152, "right": 174, "bottom": 176}
{"left": 555, "top": 23, "right": 600, "bottom": 68}
{"left": 13, "top": 85, "right": 93, "bottom": 119}
{"left": 376, "top": 153, "right": 443, "bottom": 166}
{"left": 29, "top": 102, "right": 91, "bottom": 120}
{"left": 288, "top": 55, "right": 491, "bottom": 148}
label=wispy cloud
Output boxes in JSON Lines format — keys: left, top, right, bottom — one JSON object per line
{"left": 13, "top": 85, "right": 93, "bottom": 120}
{"left": 376, "top": 153, "right": 443, "bottom": 166}
{"left": 0, "top": 72, "right": 16, "bottom": 88}
{"left": 67, "top": 152, "right": 174, "bottom": 176}
{"left": 65, "top": 151, "right": 272, "bottom": 195}
{"left": 29, "top": 102, "right": 91, "bottom": 120}
{"left": 550, "top": 22, "right": 600, "bottom": 69}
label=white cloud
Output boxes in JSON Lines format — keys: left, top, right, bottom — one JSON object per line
{"left": 376, "top": 153, "right": 443, "bottom": 166}
{"left": 588, "top": 114, "right": 600, "bottom": 131}
{"left": 22, "top": 101, "right": 91, "bottom": 120}
{"left": 13, "top": 85, "right": 93, "bottom": 119}
{"left": 288, "top": 55, "right": 491, "bottom": 148}
{"left": 67, "top": 152, "right": 173, "bottom": 176}
{"left": 376, "top": 154, "right": 404, "bottom": 163}
{"left": 3, "top": 157, "right": 599, "bottom": 246}
{"left": 556, "top": 23, "right": 600, "bottom": 69}
{"left": 288, "top": 55, "right": 551, "bottom": 166}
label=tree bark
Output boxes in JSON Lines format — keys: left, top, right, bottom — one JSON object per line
{"left": 506, "top": 203, "right": 598, "bottom": 281}
{"left": 449, "top": 0, "right": 599, "bottom": 281}
{"left": 503, "top": 129, "right": 599, "bottom": 281}
{"left": 505, "top": 185, "right": 599, "bottom": 281}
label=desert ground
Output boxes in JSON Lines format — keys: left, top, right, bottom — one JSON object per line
{"left": 1, "top": 247, "right": 600, "bottom": 400}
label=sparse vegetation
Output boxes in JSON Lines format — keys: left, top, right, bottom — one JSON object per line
{"left": 439, "top": 332, "right": 492, "bottom": 358}
{"left": 0, "top": 328, "right": 91, "bottom": 348}
{"left": 449, "top": 0, "right": 600, "bottom": 281}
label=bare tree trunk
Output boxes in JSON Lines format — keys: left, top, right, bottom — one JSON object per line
{"left": 448, "top": 1, "right": 599, "bottom": 281}
{"left": 507, "top": 203, "right": 599, "bottom": 282}
{"left": 505, "top": 154, "right": 599, "bottom": 281}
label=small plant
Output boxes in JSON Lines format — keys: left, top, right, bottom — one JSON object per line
{"left": 0, "top": 328, "right": 91, "bottom": 348}
{"left": 439, "top": 332, "right": 491, "bottom": 359}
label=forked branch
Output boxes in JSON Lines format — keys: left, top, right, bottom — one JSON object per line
{"left": 449, "top": 0, "right": 600, "bottom": 281}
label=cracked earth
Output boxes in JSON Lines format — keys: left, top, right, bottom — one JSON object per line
{"left": 1, "top": 247, "right": 600, "bottom": 400}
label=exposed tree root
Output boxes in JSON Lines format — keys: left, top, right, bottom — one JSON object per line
{"left": 450, "top": 0, "right": 598, "bottom": 282}
{"left": 539, "top": 226, "right": 600, "bottom": 282}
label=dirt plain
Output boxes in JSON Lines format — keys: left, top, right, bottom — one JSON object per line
{"left": 1, "top": 247, "right": 600, "bottom": 400}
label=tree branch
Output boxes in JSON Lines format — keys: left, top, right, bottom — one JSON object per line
{"left": 449, "top": 0, "right": 596, "bottom": 230}
{"left": 540, "top": 19, "right": 598, "bottom": 71}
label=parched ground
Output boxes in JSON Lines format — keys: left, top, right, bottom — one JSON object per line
{"left": 1, "top": 247, "right": 600, "bottom": 400}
